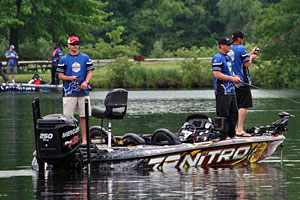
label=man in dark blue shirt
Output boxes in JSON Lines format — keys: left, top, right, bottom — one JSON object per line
{"left": 57, "top": 36, "right": 94, "bottom": 144}
{"left": 49, "top": 43, "right": 62, "bottom": 85}
{"left": 212, "top": 37, "right": 241, "bottom": 138}
{"left": 229, "top": 30, "right": 258, "bottom": 137}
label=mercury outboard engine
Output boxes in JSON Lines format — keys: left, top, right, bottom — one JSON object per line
{"left": 32, "top": 98, "right": 81, "bottom": 169}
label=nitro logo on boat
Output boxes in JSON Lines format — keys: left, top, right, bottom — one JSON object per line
{"left": 62, "top": 127, "right": 80, "bottom": 138}
{"left": 63, "top": 135, "right": 80, "bottom": 147}
{"left": 40, "top": 133, "right": 53, "bottom": 141}
{"left": 148, "top": 145, "right": 252, "bottom": 170}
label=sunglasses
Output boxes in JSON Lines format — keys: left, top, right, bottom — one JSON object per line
{"left": 70, "top": 42, "right": 80, "bottom": 46}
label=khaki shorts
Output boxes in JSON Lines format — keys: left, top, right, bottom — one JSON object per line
{"left": 63, "top": 96, "right": 91, "bottom": 117}
{"left": 7, "top": 65, "right": 18, "bottom": 74}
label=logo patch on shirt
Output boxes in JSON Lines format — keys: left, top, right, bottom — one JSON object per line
{"left": 72, "top": 62, "right": 81, "bottom": 72}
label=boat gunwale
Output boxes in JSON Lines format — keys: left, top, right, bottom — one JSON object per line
{"left": 91, "top": 135, "right": 285, "bottom": 162}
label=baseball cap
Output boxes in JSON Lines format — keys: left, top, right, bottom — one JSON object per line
{"left": 68, "top": 36, "right": 80, "bottom": 44}
{"left": 10, "top": 45, "right": 15, "bottom": 49}
{"left": 218, "top": 37, "right": 232, "bottom": 45}
{"left": 232, "top": 30, "right": 247, "bottom": 38}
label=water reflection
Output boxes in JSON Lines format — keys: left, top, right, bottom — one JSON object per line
{"left": 31, "top": 164, "right": 286, "bottom": 199}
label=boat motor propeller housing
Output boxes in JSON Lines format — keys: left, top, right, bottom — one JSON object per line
{"left": 36, "top": 114, "right": 81, "bottom": 165}
{"left": 33, "top": 98, "right": 81, "bottom": 167}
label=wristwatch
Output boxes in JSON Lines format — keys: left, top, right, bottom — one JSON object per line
{"left": 85, "top": 80, "right": 89, "bottom": 83}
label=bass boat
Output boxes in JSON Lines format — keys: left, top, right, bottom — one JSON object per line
{"left": 1, "top": 74, "right": 62, "bottom": 93}
{"left": 31, "top": 89, "right": 292, "bottom": 171}
{"left": 0, "top": 82, "right": 63, "bottom": 93}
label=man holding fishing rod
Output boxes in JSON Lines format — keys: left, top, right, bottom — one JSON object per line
{"left": 229, "top": 30, "right": 259, "bottom": 137}
{"left": 57, "top": 35, "right": 94, "bottom": 144}
{"left": 212, "top": 37, "right": 241, "bottom": 139}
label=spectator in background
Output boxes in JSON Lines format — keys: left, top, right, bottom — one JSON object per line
{"left": 49, "top": 43, "right": 62, "bottom": 85}
{"left": 5, "top": 45, "right": 19, "bottom": 84}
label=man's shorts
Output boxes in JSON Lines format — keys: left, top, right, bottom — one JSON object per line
{"left": 63, "top": 96, "right": 91, "bottom": 118}
{"left": 6, "top": 65, "right": 17, "bottom": 74}
{"left": 235, "top": 86, "right": 253, "bottom": 109}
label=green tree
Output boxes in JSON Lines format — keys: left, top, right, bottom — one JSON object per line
{"left": 259, "top": 0, "right": 281, "bottom": 8}
{"left": 217, "top": 0, "right": 262, "bottom": 41}
{"left": 254, "top": 0, "right": 300, "bottom": 87}
{"left": 0, "top": 0, "right": 111, "bottom": 51}
{"left": 104, "top": 0, "right": 217, "bottom": 55}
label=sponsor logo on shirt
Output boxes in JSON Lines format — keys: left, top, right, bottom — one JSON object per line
{"left": 72, "top": 62, "right": 81, "bottom": 72}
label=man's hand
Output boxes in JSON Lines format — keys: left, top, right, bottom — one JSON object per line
{"left": 250, "top": 54, "right": 257, "bottom": 61}
{"left": 70, "top": 76, "right": 78, "bottom": 81}
{"left": 80, "top": 80, "right": 88, "bottom": 90}
{"left": 231, "top": 76, "right": 241, "bottom": 84}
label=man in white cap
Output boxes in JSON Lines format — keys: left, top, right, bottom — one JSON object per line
{"left": 57, "top": 36, "right": 94, "bottom": 144}
{"left": 5, "top": 45, "right": 19, "bottom": 83}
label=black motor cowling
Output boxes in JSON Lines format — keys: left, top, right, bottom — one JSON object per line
{"left": 36, "top": 114, "right": 81, "bottom": 165}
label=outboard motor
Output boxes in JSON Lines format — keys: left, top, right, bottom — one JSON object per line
{"left": 33, "top": 98, "right": 81, "bottom": 168}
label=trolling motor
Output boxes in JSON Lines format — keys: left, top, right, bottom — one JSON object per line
{"left": 246, "top": 111, "right": 294, "bottom": 136}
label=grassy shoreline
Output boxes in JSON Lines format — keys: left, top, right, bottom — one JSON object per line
{"left": 11, "top": 61, "right": 213, "bottom": 89}
{"left": 9, "top": 59, "right": 279, "bottom": 89}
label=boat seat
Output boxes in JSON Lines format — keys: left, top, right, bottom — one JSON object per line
{"left": 122, "top": 133, "right": 146, "bottom": 146}
{"left": 91, "top": 88, "right": 128, "bottom": 147}
{"left": 92, "top": 88, "right": 128, "bottom": 120}
{"left": 151, "top": 128, "right": 182, "bottom": 145}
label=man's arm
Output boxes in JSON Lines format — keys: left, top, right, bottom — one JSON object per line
{"left": 58, "top": 72, "right": 78, "bottom": 82}
{"left": 80, "top": 70, "right": 93, "bottom": 90}
{"left": 244, "top": 47, "right": 258, "bottom": 68}
{"left": 213, "top": 71, "right": 241, "bottom": 84}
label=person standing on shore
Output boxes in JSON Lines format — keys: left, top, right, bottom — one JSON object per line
{"left": 5, "top": 45, "right": 19, "bottom": 83}
{"left": 49, "top": 43, "right": 62, "bottom": 85}
{"left": 212, "top": 37, "right": 241, "bottom": 139}
{"left": 57, "top": 36, "right": 94, "bottom": 144}
{"left": 229, "top": 30, "right": 258, "bottom": 137}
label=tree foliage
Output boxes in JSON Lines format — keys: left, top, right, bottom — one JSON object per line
{"left": 104, "top": 0, "right": 219, "bottom": 55}
{"left": 0, "top": 0, "right": 285, "bottom": 62}
{"left": 0, "top": 0, "right": 111, "bottom": 51}
{"left": 254, "top": 0, "right": 300, "bottom": 87}
{"left": 217, "top": 0, "right": 262, "bottom": 40}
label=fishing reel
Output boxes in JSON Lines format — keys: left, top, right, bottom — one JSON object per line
{"left": 253, "top": 48, "right": 261, "bottom": 55}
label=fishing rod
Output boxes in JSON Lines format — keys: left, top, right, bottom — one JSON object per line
{"left": 256, "top": 24, "right": 300, "bottom": 52}
{"left": 241, "top": 81, "right": 300, "bottom": 104}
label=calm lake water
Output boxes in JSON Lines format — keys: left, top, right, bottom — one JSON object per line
{"left": 0, "top": 89, "right": 300, "bottom": 199}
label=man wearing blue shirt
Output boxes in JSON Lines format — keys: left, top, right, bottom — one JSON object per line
{"left": 229, "top": 30, "right": 258, "bottom": 137}
{"left": 212, "top": 37, "right": 241, "bottom": 139}
{"left": 57, "top": 36, "right": 94, "bottom": 144}
{"left": 5, "top": 45, "right": 19, "bottom": 83}
{"left": 49, "top": 43, "right": 62, "bottom": 85}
